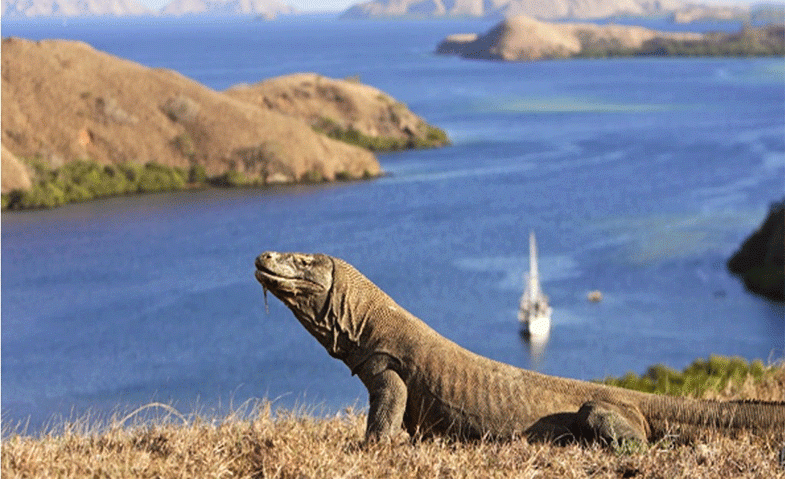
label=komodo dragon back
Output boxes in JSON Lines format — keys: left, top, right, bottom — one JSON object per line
{"left": 255, "top": 251, "right": 785, "bottom": 457}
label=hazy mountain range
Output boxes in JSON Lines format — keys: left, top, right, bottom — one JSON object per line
{"left": 344, "top": 0, "right": 687, "bottom": 20}
{"left": 161, "top": 0, "right": 293, "bottom": 17}
{"left": 2, "top": 0, "right": 150, "bottom": 17}
{"left": 2, "top": 0, "right": 780, "bottom": 23}
{"left": 1, "top": 0, "right": 294, "bottom": 17}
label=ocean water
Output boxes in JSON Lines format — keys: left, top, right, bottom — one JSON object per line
{"left": 2, "top": 17, "right": 784, "bottom": 433}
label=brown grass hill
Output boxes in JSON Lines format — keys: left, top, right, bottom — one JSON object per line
{"left": 437, "top": 15, "right": 702, "bottom": 61}
{"left": 1, "top": 37, "right": 380, "bottom": 188}
{"left": 225, "top": 73, "right": 450, "bottom": 151}
{"left": 438, "top": 16, "right": 785, "bottom": 61}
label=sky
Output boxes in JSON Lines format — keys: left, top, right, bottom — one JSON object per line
{"left": 138, "top": 0, "right": 779, "bottom": 14}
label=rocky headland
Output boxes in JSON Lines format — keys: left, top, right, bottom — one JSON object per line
{"left": 437, "top": 16, "right": 785, "bottom": 61}
{"left": 727, "top": 201, "right": 785, "bottom": 302}
{"left": 226, "top": 73, "right": 449, "bottom": 151}
{"left": 1, "top": 38, "right": 447, "bottom": 209}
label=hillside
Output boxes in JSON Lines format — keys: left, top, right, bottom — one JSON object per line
{"left": 437, "top": 16, "right": 785, "bottom": 61}
{"left": 226, "top": 73, "right": 449, "bottom": 151}
{"left": 342, "top": 0, "right": 685, "bottom": 19}
{"left": 1, "top": 38, "right": 381, "bottom": 198}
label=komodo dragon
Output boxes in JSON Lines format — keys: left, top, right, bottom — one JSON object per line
{"left": 254, "top": 251, "right": 785, "bottom": 448}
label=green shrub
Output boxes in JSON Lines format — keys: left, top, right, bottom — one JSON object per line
{"left": 136, "top": 163, "right": 186, "bottom": 193}
{"left": 61, "top": 183, "right": 93, "bottom": 203}
{"left": 188, "top": 164, "right": 208, "bottom": 184}
{"left": 102, "top": 164, "right": 135, "bottom": 195}
{"left": 13, "top": 183, "right": 66, "bottom": 209}
{"left": 300, "top": 169, "right": 324, "bottom": 183}
{"left": 334, "top": 170, "right": 353, "bottom": 181}
{"left": 601, "top": 355, "right": 770, "bottom": 398}
{"left": 2, "top": 159, "right": 204, "bottom": 210}
{"left": 312, "top": 117, "right": 450, "bottom": 151}
{"left": 210, "top": 170, "right": 248, "bottom": 187}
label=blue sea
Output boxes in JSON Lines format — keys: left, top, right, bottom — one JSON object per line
{"left": 2, "top": 16, "right": 784, "bottom": 433}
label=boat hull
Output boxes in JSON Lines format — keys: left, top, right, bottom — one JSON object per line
{"left": 519, "top": 308, "right": 552, "bottom": 337}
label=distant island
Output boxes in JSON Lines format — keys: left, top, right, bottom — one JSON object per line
{"left": 0, "top": 38, "right": 448, "bottom": 210}
{"left": 436, "top": 15, "right": 785, "bottom": 61}
{"left": 0, "top": 0, "right": 295, "bottom": 18}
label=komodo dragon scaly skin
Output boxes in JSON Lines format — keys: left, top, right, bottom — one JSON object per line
{"left": 255, "top": 251, "right": 785, "bottom": 447}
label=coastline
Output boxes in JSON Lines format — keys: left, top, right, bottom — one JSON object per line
{"left": 1, "top": 38, "right": 449, "bottom": 211}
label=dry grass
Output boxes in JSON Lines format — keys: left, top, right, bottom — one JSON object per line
{"left": 4, "top": 366, "right": 785, "bottom": 478}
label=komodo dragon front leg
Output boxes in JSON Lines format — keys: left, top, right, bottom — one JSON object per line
{"left": 354, "top": 354, "right": 408, "bottom": 442}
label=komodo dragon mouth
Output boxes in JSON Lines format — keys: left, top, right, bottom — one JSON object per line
{"left": 254, "top": 251, "right": 333, "bottom": 304}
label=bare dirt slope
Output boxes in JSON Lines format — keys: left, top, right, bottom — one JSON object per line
{"left": 1, "top": 37, "right": 381, "bottom": 188}
{"left": 1, "top": 144, "right": 31, "bottom": 193}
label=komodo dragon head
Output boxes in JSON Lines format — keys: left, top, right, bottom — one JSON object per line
{"left": 254, "top": 251, "right": 374, "bottom": 361}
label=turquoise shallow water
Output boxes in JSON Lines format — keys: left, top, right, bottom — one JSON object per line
{"left": 2, "top": 17, "right": 784, "bottom": 432}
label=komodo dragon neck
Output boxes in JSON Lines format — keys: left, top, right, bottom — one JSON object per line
{"left": 256, "top": 252, "right": 785, "bottom": 451}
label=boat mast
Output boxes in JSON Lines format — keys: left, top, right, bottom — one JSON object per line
{"left": 529, "top": 231, "right": 540, "bottom": 301}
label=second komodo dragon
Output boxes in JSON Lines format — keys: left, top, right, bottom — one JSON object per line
{"left": 254, "top": 251, "right": 785, "bottom": 448}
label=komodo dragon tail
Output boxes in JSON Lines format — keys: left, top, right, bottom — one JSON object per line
{"left": 640, "top": 394, "right": 785, "bottom": 442}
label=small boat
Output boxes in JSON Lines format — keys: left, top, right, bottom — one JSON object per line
{"left": 587, "top": 290, "right": 603, "bottom": 303}
{"left": 518, "top": 232, "right": 552, "bottom": 337}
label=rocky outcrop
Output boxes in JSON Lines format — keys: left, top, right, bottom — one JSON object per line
{"left": 1, "top": 38, "right": 380, "bottom": 189}
{"left": 1, "top": 145, "right": 31, "bottom": 194}
{"left": 728, "top": 201, "right": 785, "bottom": 302}
{"left": 225, "top": 73, "right": 449, "bottom": 151}
{"left": 437, "top": 16, "right": 702, "bottom": 61}
{"left": 437, "top": 16, "right": 785, "bottom": 61}
{"left": 1, "top": 0, "right": 151, "bottom": 17}
{"left": 343, "top": 0, "right": 684, "bottom": 19}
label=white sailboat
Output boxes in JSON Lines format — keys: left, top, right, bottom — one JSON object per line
{"left": 518, "top": 232, "right": 552, "bottom": 337}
